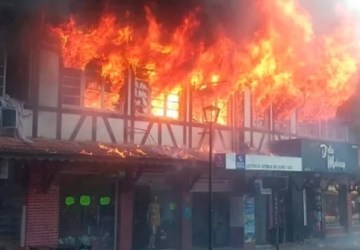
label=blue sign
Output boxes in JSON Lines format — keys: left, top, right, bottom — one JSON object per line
{"left": 236, "top": 154, "right": 246, "bottom": 169}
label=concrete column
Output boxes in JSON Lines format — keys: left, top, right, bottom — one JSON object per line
{"left": 117, "top": 184, "right": 134, "bottom": 250}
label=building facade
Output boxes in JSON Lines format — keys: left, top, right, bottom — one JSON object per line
{"left": 0, "top": 2, "right": 359, "bottom": 250}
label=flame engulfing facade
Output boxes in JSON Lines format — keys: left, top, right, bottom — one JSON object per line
{"left": 51, "top": 0, "right": 360, "bottom": 123}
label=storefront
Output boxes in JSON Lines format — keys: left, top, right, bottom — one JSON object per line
{"left": 272, "top": 138, "right": 360, "bottom": 238}
{"left": 132, "top": 174, "right": 181, "bottom": 250}
{"left": 59, "top": 175, "right": 116, "bottom": 250}
{"left": 216, "top": 153, "right": 303, "bottom": 247}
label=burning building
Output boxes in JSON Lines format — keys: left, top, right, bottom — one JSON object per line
{"left": 0, "top": 0, "right": 359, "bottom": 249}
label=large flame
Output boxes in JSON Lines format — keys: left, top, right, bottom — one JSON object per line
{"left": 51, "top": 0, "right": 360, "bottom": 122}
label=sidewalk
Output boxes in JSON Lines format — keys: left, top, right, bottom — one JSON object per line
{"left": 257, "top": 234, "right": 360, "bottom": 250}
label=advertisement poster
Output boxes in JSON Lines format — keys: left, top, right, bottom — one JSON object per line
{"left": 244, "top": 196, "right": 255, "bottom": 243}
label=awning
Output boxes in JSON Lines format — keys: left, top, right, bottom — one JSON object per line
{"left": 0, "top": 137, "right": 207, "bottom": 165}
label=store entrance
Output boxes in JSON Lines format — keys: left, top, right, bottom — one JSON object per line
{"left": 132, "top": 185, "right": 179, "bottom": 250}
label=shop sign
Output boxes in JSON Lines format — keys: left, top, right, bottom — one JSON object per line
{"left": 223, "top": 154, "right": 302, "bottom": 171}
{"left": 245, "top": 155, "right": 302, "bottom": 171}
{"left": 301, "top": 140, "right": 359, "bottom": 173}
{"left": 214, "top": 153, "right": 246, "bottom": 170}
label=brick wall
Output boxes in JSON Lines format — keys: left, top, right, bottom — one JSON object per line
{"left": 25, "top": 167, "right": 59, "bottom": 247}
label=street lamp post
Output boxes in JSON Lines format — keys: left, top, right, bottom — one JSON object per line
{"left": 203, "top": 105, "right": 220, "bottom": 250}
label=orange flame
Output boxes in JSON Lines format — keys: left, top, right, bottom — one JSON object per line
{"left": 98, "top": 143, "right": 148, "bottom": 158}
{"left": 51, "top": 0, "right": 360, "bottom": 122}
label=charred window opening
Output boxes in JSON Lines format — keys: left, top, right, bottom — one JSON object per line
{"left": 192, "top": 87, "right": 229, "bottom": 125}
{"left": 134, "top": 78, "right": 150, "bottom": 115}
{"left": 62, "top": 67, "right": 82, "bottom": 106}
{"left": 61, "top": 62, "right": 125, "bottom": 112}
{"left": 0, "top": 9, "right": 32, "bottom": 102}
{"left": 151, "top": 89, "right": 180, "bottom": 120}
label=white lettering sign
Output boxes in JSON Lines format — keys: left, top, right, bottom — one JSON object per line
{"left": 320, "top": 144, "right": 346, "bottom": 170}
{"left": 224, "top": 154, "right": 302, "bottom": 172}
{"left": 245, "top": 155, "right": 302, "bottom": 172}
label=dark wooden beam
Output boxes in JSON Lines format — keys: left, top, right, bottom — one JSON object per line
{"left": 103, "top": 117, "right": 117, "bottom": 143}
{"left": 31, "top": 44, "right": 40, "bottom": 138}
{"left": 166, "top": 124, "right": 178, "bottom": 147}
{"left": 158, "top": 123, "right": 162, "bottom": 146}
{"left": 217, "top": 129, "right": 227, "bottom": 149}
{"left": 257, "top": 132, "right": 266, "bottom": 153}
{"left": 197, "top": 129, "right": 207, "bottom": 149}
{"left": 140, "top": 122, "right": 153, "bottom": 145}
{"left": 91, "top": 115, "right": 97, "bottom": 141}
{"left": 69, "top": 115, "right": 86, "bottom": 140}
{"left": 56, "top": 62, "right": 63, "bottom": 140}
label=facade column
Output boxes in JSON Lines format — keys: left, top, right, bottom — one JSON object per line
{"left": 230, "top": 176, "right": 245, "bottom": 249}
{"left": 25, "top": 166, "right": 59, "bottom": 248}
{"left": 117, "top": 177, "right": 135, "bottom": 250}
{"left": 347, "top": 189, "right": 352, "bottom": 233}
{"left": 179, "top": 188, "right": 192, "bottom": 250}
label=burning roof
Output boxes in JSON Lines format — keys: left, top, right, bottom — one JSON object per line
{"left": 0, "top": 137, "right": 207, "bottom": 163}
{"left": 50, "top": 0, "right": 360, "bottom": 121}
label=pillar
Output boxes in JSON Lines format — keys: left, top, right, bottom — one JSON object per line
{"left": 117, "top": 182, "right": 134, "bottom": 250}
{"left": 347, "top": 190, "right": 352, "bottom": 233}
{"left": 230, "top": 176, "right": 245, "bottom": 249}
{"left": 25, "top": 166, "right": 59, "bottom": 247}
{"left": 179, "top": 189, "right": 192, "bottom": 250}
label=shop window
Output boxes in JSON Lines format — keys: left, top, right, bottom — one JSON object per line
{"left": 132, "top": 185, "right": 180, "bottom": 250}
{"left": 324, "top": 185, "right": 340, "bottom": 227}
{"left": 192, "top": 193, "right": 230, "bottom": 248}
{"left": 59, "top": 175, "right": 115, "bottom": 250}
{"left": 324, "top": 184, "right": 349, "bottom": 229}
{"left": 351, "top": 191, "right": 360, "bottom": 225}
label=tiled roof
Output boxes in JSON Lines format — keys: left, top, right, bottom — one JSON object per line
{"left": 0, "top": 137, "right": 207, "bottom": 164}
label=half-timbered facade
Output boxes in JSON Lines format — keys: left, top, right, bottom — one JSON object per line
{"left": 0, "top": 1, "right": 358, "bottom": 250}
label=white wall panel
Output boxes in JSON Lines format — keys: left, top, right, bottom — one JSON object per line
{"left": 21, "top": 109, "right": 33, "bottom": 138}
{"left": 37, "top": 111, "right": 56, "bottom": 139}
{"left": 76, "top": 116, "right": 92, "bottom": 141}
{"left": 161, "top": 124, "right": 183, "bottom": 147}
{"left": 108, "top": 118, "right": 124, "bottom": 143}
{"left": 38, "top": 49, "right": 59, "bottom": 107}
{"left": 133, "top": 121, "right": 157, "bottom": 145}
{"left": 96, "top": 118, "right": 112, "bottom": 143}
{"left": 62, "top": 114, "right": 83, "bottom": 140}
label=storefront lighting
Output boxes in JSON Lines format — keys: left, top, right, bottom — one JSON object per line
{"left": 202, "top": 105, "right": 220, "bottom": 124}
{"left": 65, "top": 196, "right": 75, "bottom": 206}
{"left": 80, "top": 195, "right": 91, "bottom": 206}
{"left": 100, "top": 196, "right": 111, "bottom": 206}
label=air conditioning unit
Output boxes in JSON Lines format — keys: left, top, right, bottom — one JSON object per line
{"left": 0, "top": 107, "right": 16, "bottom": 128}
